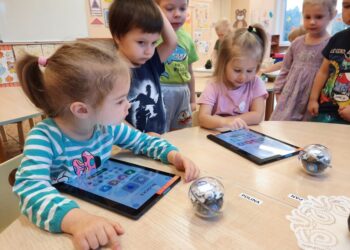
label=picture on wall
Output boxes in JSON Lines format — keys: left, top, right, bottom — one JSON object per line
{"left": 0, "top": 45, "right": 19, "bottom": 87}
{"left": 89, "top": 0, "right": 103, "bottom": 16}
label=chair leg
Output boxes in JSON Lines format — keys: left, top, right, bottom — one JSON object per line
{"left": 0, "top": 126, "right": 8, "bottom": 142}
{"left": 0, "top": 139, "right": 6, "bottom": 163}
{"left": 29, "top": 118, "right": 35, "bottom": 129}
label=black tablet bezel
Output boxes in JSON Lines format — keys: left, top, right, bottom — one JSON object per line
{"left": 207, "top": 129, "right": 300, "bottom": 165}
{"left": 54, "top": 158, "right": 181, "bottom": 220}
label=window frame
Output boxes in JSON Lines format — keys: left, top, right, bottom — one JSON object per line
{"left": 277, "top": 0, "right": 348, "bottom": 47}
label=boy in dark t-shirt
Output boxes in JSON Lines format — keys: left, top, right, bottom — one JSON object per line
{"left": 308, "top": 0, "right": 350, "bottom": 123}
{"left": 108, "top": 0, "right": 177, "bottom": 133}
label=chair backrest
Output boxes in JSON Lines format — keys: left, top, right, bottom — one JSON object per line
{"left": 0, "top": 154, "right": 22, "bottom": 232}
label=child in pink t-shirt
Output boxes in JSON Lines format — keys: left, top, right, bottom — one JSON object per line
{"left": 197, "top": 24, "right": 268, "bottom": 130}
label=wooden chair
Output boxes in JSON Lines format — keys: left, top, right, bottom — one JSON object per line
{"left": 0, "top": 154, "right": 22, "bottom": 232}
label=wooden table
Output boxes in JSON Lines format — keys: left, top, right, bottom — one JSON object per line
{"left": 194, "top": 72, "right": 275, "bottom": 121}
{"left": 1, "top": 121, "right": 349, "bottom": 249}
{"left": 0, "top": 87, "right": 41, "bottom": 162}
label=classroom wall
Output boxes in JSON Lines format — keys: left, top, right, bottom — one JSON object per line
{"left": 0, "top": 0, "right": 279, "bottom": 70}
{"left": 0, "top": 0, "right": 88, "bottom": 42}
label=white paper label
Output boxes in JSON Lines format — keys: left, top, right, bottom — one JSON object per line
{"left": 288, "top": 194, "right": 304, "bottom": 202}
{"left": 239, "top": 193, "right": 263, "bottom": 206}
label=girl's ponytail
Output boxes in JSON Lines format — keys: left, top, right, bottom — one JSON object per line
{"left": 16, "top": 54, "right": 50, "bottom": 114}
{"left": 248, "top": 24, "right": 268, "bottom": 64}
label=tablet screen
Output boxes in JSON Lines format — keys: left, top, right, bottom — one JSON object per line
{"left": 55, "top": 158, "right": 180, "bottom": 219}
{"left": 208, "top": 129, "right": 299, "bottom": 165}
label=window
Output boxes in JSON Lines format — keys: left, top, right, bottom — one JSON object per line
{"left": 279, "top": 0, "right": 348, "bottom": 44}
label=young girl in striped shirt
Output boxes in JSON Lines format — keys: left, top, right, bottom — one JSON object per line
{"left": 14, "top": 41, "right": 199, "bottom": 250}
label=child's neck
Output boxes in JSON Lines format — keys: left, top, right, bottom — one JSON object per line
{"left": 54, "top": 116, "right": 95, "bottom": 141}
{"left": 305, "top": 31, "right": 329, "bottom": 45}
{"left": 119, "top": 52, "right": 139, "bottom": 69}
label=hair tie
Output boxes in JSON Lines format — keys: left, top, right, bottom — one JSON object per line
{"left": 38, "top": 56, "right": 48, "bottom": 67}
{"left": 248, "top": 26, "right": 256, "bottom": 33}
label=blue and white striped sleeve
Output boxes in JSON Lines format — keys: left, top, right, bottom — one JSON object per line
{"left": 111, "top": 123, "right": 178, "bottom": 164}
{"left": 13, "top": 127, "right": 79, "bottom": 233}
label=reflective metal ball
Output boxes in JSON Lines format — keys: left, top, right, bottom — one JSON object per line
{"left": 189, "top": 177, "right": 224, "bottom": 218}
{"left": 298, "top": 144, "right": 331, "bottom": 175}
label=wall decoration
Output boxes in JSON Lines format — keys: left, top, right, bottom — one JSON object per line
{"left": 250, "top": 8, "right": 274, "bottom": 34}
{"left": 89, "top": 0, "right": 103, "bottom": 16}
{"left": 233, "top": 9, "right": 248, "bottom": 29}
{"left": 86, "top": 0, "right": 112, "bottom": 38}
{"left": 193, "top": 3, "right": 210, "bottom": 29}
{"left": 91, "top": 18, "right": 104, "bottom": 25}
{"left": 103, "top": 9, "right": 109, "bottom": 28}
{"left": 0, "top": 45, "right": 19, "bottom": 87}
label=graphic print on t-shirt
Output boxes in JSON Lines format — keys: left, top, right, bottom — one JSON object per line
{"left": 128, "top": 80, "right": 160, "bottom": 131}
{"left": 321, "top": 49, "right": 350, "bottom": 108}
{"left": 161, "top": 45, "right": 189, "bottom": 81}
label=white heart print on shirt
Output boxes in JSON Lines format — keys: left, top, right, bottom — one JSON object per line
{"left": 239, "top": 101, "right": 246, "bottom": 112}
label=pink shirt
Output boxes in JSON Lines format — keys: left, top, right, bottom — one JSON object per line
{"left": 197, "top": 76, "right": 268, "bottom": 116}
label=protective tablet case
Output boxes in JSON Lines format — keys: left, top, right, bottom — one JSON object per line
{"left": 207, "top": 129, "right": 300, "bottom": 165}
{"left": 54, "top": 158, "right": 181, "bottom": 220}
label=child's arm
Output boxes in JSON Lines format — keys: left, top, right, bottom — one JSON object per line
{"left": 188, "top": 64, "right": 197, "bottom": 111}
{"left": 112, "top": 124, "right": 199, "bottom": 182}
{"left": 156, "top": 6, "right": 177, "bottom": 62}
{"left": 259, "top": 61, "right": 283, "bottom": 75}
{"left": 198, "top": 104, "right": 248, "bottom": 130}
{"left": 14, "top": 128, "right": 125, "bottom": 249}
{"left": 233, "top": 96, "right": 266, "bottom": 125}
{"left": 308, "top": 58, "right": 330, "bottom": 116}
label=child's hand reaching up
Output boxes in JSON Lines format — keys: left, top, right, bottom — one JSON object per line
{"left": 61, "top": 208, "right": 124, "bottom": 250}
{"left": 167, "top": 151, "right": 200, "bottom": 182}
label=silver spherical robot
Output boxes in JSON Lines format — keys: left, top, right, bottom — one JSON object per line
{"left": 298, "top": 144, "right": 331, "bottom": 175}
{"left": 189, "top": 177, "right": 224, "bottom": 218}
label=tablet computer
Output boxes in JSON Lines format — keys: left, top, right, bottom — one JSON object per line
{"left": 54, "top": 158, "right": 181, "bottom": 220}
{"left": 207, "top": 129, "right": 300, "bottom": 165}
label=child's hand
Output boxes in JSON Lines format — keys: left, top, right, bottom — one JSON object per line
{"left": 339, "top": 106, "right": 350, "bottom": 122}
{"left": 226, "top": 117, "right": 248, "bottom": 130}
{"left": 308, "top": 100, "right": 319, "bottom": 116}
{"left": 167, "top": 151, "right": 200, "bottom": 182}
{"left": 61, "top": 209, "right": 124, "bottom": 250}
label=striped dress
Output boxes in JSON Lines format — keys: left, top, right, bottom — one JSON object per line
{"left": 13, "top": 118, "right": 177, "bottom": 232}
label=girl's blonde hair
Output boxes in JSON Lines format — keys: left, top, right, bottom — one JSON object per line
{"left": 303, "top": 0, "right": 337, "bottom": 18}
{"left": 215, "top": 18, "right": 232, "bottom": 34}
{"left": 288, "top": 26, "right": 307, "bottom": 42}
{"left": 214, "top": 24, "right": 268, "bottom": 86}
{"left": 16, "top": 41, "right": 130, "bottom": 118}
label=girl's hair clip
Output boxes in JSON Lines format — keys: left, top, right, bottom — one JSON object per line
{"left": 38, "top": 56, "right": 48, "bottom": 67}
{"left": 247, "top": 26, "right": 256, "bottom": 33}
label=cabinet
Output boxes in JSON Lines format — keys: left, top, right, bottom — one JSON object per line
{"left": 270, "top": 34, "right": 280, "bottom": 57}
